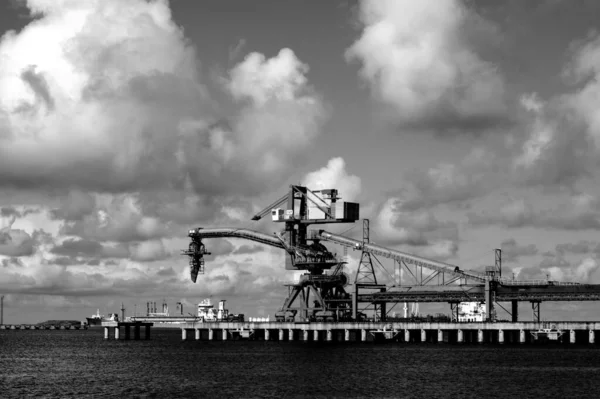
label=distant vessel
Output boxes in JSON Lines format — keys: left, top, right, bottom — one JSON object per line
{"left": 531, "top": 325, "right": 564, "bottom": 342}
{"left": 86, "top": 310, "right": 118, "bottom": 327}
{"left": 125, "top": 299, "right": 244, "bottom": 326}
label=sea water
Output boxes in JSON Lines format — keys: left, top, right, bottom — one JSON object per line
{"left": 1, "top": 329, "right": 600, "bottom": 398}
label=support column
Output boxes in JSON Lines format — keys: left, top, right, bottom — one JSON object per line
{"left": 498, "top": 329, "right": 504, "bottom": 344}
{"left": 303, "top": 330, "right": 309, "bottom": 341}
{"left": 519, "top": 329, "right": 525, "bottom": 344}
{"left": 589, "top": 330, "right": 595, "bottom": 344}
{"left": 345, "top": 329, "right": 350, "bottom": 342}
{"left": 125, "top": 325, "right": 131, "bottom": 340}
{"left": 326, "top": 330, "right": 332, "bottom": 342}
{"left": 195, "top": 329, "right": 200, "bottom": 340}
{"left": 457, "top": 329, "right": 463, "bottom": 343}
{"left": 421, "top": 329, "right": 426, "bottom": 343}
{"left": 404, "top": 329, "right": 410, "bottom": 343}
{"left": 114, "top": 327, "right": 120, "bottom": 340}
{"left": 222, "top": 329, "right": 228, "bottom": 341}
{"left": 437, "top": 329, "right": 443, "bottom": 343}
{"left": 313, "top": 330, "right": 319, "bottom": 342}
{"left": 531, "top": 301, "right": 541, "bottom": 322}
{"left": 361, "top": 329, "right": 367, "bottom": 342}
{"left": 134, "top": 325, "right": 140, "bottom": 340}
{"left": 104, "top": 327, "right": 109, "bottom": 340}
{"left": 182, "top": 328, "right": 187, "bottom": 341}
{"left": 477, "top": 329, "right": 484, "bottom": 344}
{"left": 289, "top": 329, "right": 294, "bottom": 341}
{"left": 511, "top": 300, "right": 519, "bottom": 322}
{"left": 279, "top": 329, "right": 284, "bottom": 341}
{"left": 208, "top": 329, "right": 214, "bottom": 340}
{"left": 570, "top": 330, "right": 576, "bottom": 344}
{"left": 264, "top": 329, "right": 270, "bottom": 341}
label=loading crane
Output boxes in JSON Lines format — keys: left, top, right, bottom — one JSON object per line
{"left": 183, "top": 185, "right": 600, "bottom": 323}
{"left": 183, "top": 185, "right": 359, "bottom": 322}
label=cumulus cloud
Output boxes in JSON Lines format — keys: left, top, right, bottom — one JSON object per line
{"left": 519, "top": 255, "right": 600, "bottom": 283}
{"left": 301, "top": 157, "right": 361, "bottom": 201}
{"left": 0, "top": 1, "right": 326, "bottom": 197}
{"left": 513, "top": 93, "right": 592, "bottom": 187}
{"left": 373, "top": 197, "right": 459, "bottom": 249}
{"left": 346, "top": 0, "right": 506, "bottom": 132}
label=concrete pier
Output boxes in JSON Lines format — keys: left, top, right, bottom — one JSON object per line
{"left": 177, "top": 321, "right": 600, "bottom": 345}
{"left": 102, "top": 321, "right": 152, "bottom": 341}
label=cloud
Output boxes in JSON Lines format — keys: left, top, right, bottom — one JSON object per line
{"left": 373, "top": 197, "right": 459, "bottom": 249}
{"left": 500, "top": 238, "right": 538, "bottom": 263}
{"left": 50, "top": 238, "right": 129, "bottom": 259}
{"left": 301, "top": 157, "right": 361, "bottom": 201}
{"left": 0, "top": 228, "right": 36, "bottom": 257}
{"left": 513, "top": 93, "right": 592, "bottom": 187}
{"left": 130, "top": 239, "right": 169, "bottom": 262}
{"left": 346, "top": 0, "right": 506, "bottom": 132}
{"left": 49, "top": 190, "right": 96, "bottom": 221}
{"left": 0, "top": 1, "right": 327, "bottom": 198}
{"left": 231, "top": 244, "right": 264, "bottom": 255}
{"left": 519, "top": 255, "right": 600, "bottom": 283}
{"left": 469, "top": 193, "right": 600, "bottom": 230}
{"left": 556, "top": 241, "right": 600, "bottom": 255}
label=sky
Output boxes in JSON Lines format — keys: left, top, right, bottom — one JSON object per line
{"left": 2, "top": 0, "right": 600, "bottom": 323}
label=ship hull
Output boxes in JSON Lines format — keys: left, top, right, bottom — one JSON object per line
{"left": 86, "top": 317, "right": 110, "bottom": 327}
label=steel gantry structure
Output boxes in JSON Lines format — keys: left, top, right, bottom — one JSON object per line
{"left": 183, "top": 185, "right": 600, "bottom": 323}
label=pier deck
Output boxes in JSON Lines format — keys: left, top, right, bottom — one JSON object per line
{"left": 179, "top": 321, "right": 599, "bottom": 344}
{"left": 102, "top": 321, "right": 153, "bottom": 340}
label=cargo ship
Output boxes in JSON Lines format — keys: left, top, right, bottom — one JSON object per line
{"left": 85, "top": 310, "right": 119, "bottom": 327}
{"left": 125, "top": 299, "right": 244, "bottom": 326}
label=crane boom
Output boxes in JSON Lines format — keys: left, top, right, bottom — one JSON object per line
{"left": 189, "top": 228, "right": 285, "bottom": 249}
{"left": 317, "top": 230, "right": 489, "bottom": 283}
{"left": 251, "top": 193, "right": 289, "bottom": 221}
